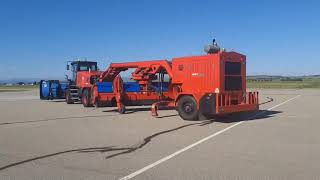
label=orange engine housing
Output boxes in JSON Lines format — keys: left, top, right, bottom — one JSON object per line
{"left": 91, "top": 50, "right": 258, "bottom": 119}
{"left": 170, "top": 51, "right": 257, "bottom": 115}
{"left": 171, "top": 52, "right": 245, "bottom": 100}
{"left": 76, "top": 71, "right": 102, "bottom": 88}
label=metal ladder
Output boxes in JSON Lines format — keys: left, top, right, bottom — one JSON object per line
{"left": 69, "top": 85, "right": 80, "bottom": 101}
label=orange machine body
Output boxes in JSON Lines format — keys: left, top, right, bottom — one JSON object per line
{"left": 170, "top": 51, "right": 257, "bottom": 114}
{"left": 65, "top": 60, "right": 103, "bottom": 105}
{"left": 76, "top": 71, "right": 102, "bottom": 89}
{"left": 91, "top": 51, "right": 258, "bottom": 119}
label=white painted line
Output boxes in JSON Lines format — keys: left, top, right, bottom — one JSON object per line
{"left": 119, "top": 95, "right": 301, "bottom": 180}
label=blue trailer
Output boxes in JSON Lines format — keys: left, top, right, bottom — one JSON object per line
{"left": 39, "top": 80, "right": 69, "bottom": 100}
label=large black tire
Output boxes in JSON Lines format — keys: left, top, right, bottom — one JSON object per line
{"left": 118, "top": 106, "right": 126, "bottom": 114}
{"left": 66, "top": 90, "right": 74, "bottom": 104}
{"left": 82, "top": 89, "right": 93, "bottom": 107}
{"left": 111, "top": 98, "right": 117, "bottom": 107}
{"left": 94, "top": 99, "right": 101, "bottom": 108}
{"left": 177, "top": 96, "right": 199, "bottom": 121}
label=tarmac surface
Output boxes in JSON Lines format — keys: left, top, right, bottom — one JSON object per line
{"left": 0, "top": 89, "right": 319, "bottom": 180}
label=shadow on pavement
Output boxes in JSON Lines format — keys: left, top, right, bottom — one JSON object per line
{"left": 103, "top": 107, "right": 175, "bottom": 114}
{"left": 209, "top": 110, "right": 282, "bottom": 123}
{"left": 259, "top": 97, "right": 274, "bottom": 105}
{"left": 0, "top": 121, "right": 211, "bottom": 171}
{"left": 78, "top": 121, "right": 211, "bottom": 158}
{"left": 103, "top": 107, "right": 150, "bottom": 114}
{"left": 0, "top": 109, "right": 281, "bottom": 171}
{"left": 47, "top": 100, "right": 66, "bottom": 102}
{"left": 102, "top": 95, "right": 275, "bottom": 117}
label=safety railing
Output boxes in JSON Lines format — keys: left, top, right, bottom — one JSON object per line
{"left": 216, "top": 91, "right": 259, "bottom": 108}
{"left": 244, "top": 91, "right": 259, "bottom": 105}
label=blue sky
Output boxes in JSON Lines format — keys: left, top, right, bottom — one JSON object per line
{"left": 0, "top": 0, "right": 319, "bottom": 79}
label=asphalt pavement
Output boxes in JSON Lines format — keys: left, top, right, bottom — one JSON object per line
{"left": 0, "top": 89, "right": 319, "bottom": 180}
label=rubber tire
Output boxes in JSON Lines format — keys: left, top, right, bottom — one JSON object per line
{"left": 66, "top": 90, "right": 74, "bottom": 104}
{"left": 118, "top": 106, "right": 126, "bottom": 114}
{"left": 111, "top": 98, "right": 117, "bottom": 107}
{"left": 94, "top": 99, "right": 101, "bottom": 108}
{"left": 82, "top": 89, "right": 93, "bottom": 107}
{"left": 177, "top": 96, "right": 199, "bottom": 121}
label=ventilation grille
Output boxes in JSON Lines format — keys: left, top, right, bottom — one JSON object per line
{"left": 225, "top": 62, "right": 241, "bottom": 75}
{"left": 225, "top": 62, "right": 242, "bottom": 91}
{"left": 225, "top": 76, "right": 242, "bottom": 91}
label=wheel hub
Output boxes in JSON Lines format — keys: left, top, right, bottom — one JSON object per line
{"left": 183, "top": 103, "right": 194, "bottom": 113}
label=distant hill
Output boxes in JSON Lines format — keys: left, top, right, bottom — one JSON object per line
{"left": 301, "top": 75, "right": 320, "bottom": 78}
{"left": 247, "top": 75, "right": 320, "bottom": 80}
{"left": 0, "top": 77, "right": 65, "bottom": 84}
{"left": 247, "top": 75, "right": 283, "bottom": 80}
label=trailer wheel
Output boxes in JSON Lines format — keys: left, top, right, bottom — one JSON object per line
{"left": 66, "top": 90, "right": 74, "bottom": 104}
{"left": 118, "top": 106, "right": 126, "bottom": 114}
{"left": 177, "top": 96, "right": 199, "bottom": 121}
{"left": 94, "top": 99, "right": 101, "bottom": 108}
{"left": 82, "top": 89, "right": 93, "bottom": 107}
{"left": 111, "top": 98, "right": 117, "bottom": 107}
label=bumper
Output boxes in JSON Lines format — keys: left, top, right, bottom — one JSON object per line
{"left": 216, "top": 92, "right": 259, "bottom": 114}
{"left": 217, "top": 103, "right": 259, "bottom": 113}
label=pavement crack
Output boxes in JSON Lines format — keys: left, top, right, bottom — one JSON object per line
{"left": 0, "top": 121, "right": 209, "bottom": 171}
{"left": 0, "top": 108, "right": 281, "bottom": 172}
{"left": 259, "top": 96, "right": 274, "bottom": 105}
{"left": 0, "top": 114, "right": 119, "bottom": 127}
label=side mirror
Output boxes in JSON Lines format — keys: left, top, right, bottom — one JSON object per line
{"left": 66, "top": 64, "right": 70, "bottom": 70}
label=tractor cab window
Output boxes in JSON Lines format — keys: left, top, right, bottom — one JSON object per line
{"left": 78, "top": 64, "right": 97, "bottom": 71}
{"left": 79, "top": 65, "right": 89, "bottom": 71}
{"left": 90, "top": 64, "right": 97, "bottom": 71}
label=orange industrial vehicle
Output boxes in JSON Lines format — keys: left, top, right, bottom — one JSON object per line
{"left": 39, "top": 60, "right": 102, "bottom": 103}
{"left": 90, "top": 40, "right": 259, "bottom": 120}
{"left": 65, "top": 61, "right": 102, "bottom": 105}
